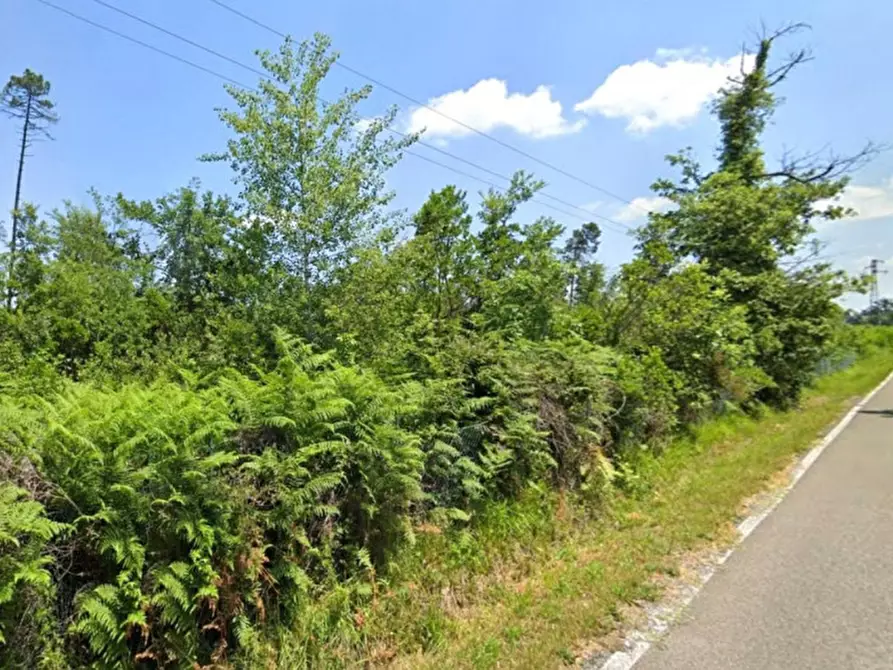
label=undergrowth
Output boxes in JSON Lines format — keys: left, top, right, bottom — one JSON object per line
{"left": 371, "top": 346, "right": 893, "bottom": 669}
{"left": 1, "top": 26, "right": 889, "bottom": 667}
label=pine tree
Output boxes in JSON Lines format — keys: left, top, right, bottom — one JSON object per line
{"left": 2, "top": 69, "right": 59, "bottom": 309}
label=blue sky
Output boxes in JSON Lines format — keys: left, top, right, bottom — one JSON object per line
{"left": 4, "top": 0, "right": 893, "bottom": 308}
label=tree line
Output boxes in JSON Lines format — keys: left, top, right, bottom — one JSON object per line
{"left": 0, "top": 26, "right": 879, "bottom": 668}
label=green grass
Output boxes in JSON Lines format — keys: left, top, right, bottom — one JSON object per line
{"left": 361, "top": 351, "right": 893, "bottom": 669}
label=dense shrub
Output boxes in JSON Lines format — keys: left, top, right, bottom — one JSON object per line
{"left": 0, "top": 329, "right": 626, "bottom": 666}
{"left": 0, "top": 28, "right": 878, "bottom": 667}
{"left": 0, "top": 334, "right": 431, "bottom": 666}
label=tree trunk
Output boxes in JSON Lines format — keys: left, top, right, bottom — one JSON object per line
{"left": 7, "top": 93, "right": 32, "bottom": 310}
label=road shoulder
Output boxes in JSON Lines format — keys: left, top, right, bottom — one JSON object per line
{"left": 590, "top": 370, "right": 893, "bottom": 670}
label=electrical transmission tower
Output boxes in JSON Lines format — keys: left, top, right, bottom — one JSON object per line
{"left": 866, "top": 259, "right": 887, "bottom": 308}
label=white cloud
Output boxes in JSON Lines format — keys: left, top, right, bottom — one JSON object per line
{"left": 580, "top": 201, "right": 604, "bottom": 213}
{"left": 615, "top": 195, "right": 675, "bottom": 222}
{"left": 574, "top": 50, "right": 755, "bottom": 134}
{"left": 824, "top": 177, "right": 893, "bottom": 222}
{"left": 353, "top": 117, "right": 375, "bottom": 135}
{"left": 406, "top": 78, "right": 586, "bottom": 141}
{"left": 654, "top": 46, "right": 705, "bottom": 60}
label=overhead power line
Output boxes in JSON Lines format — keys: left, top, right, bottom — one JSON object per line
{"left": 41, "top": 0, "right": 632, "bottom": 234}
{"left": 28, "top": 1, "right": 860, "bottom": 262}
{"left": 88, "top": 0, "right": 267, "bottom": 79}
{"left": 38, "top": 0, "right": 628, "bottom": 232}
{"left": 205, "top": 0, "right": 645, "bottom": 213}
{"left": 37, "top": 0, "right": 247, "bottom": 87}
{"left": 400, "top": 151, "right": 597, "bottom": 225}
{"left": 84, "top": 0, "right": 628, "bottom": 231}
{"left": 383, "top": 126, "right": 628, "bottom": 234}
{"left": 84, "top": 0, "right": 628, "bottom": 232}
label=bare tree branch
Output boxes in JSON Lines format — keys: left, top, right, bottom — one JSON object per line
{"left": 762, "top": 141, "right": 885, "bottom": 183}
{"left": 779, "top": 238, "right": 828, "bottom": 272}
{"left": 764, "top": 21, "right": 812, "bottom": 42}
{"left": 766, "top": 48, "right": 814, "bottom": 86}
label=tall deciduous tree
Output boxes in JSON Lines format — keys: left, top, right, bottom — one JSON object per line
{"left": 2, "top": 69, "right": 58, "bottom": 309}
{"left": 413, "top": 185, "right": 475, "bottom": 330}
{"left": 117, "top": 184, "right": 240, "bottom": 311}
{"left": 473, "top": 173, "right": 569, "bottom": 340}
{"left": 476, "top": 171, "right": 544, "bottom": 283}
{"left": 203, "top": 33, "right": 415, "bottom": 290}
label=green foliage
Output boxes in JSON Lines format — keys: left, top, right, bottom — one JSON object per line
{"left": 414, "top": 334, "right": 616, "bottom": 509}
{"left": 1, "top": 70, "right": 58, "bottom": 132}
{"left": 0, "top": 332, "right": 429, "bottom": 666}
{"left": 848, "top": 299, "right": 893, "bottom": 326}
{"left": 4, "top": 200, "right": 168, "bottom": 381}
{"left": 0, "top": 484, "right": 60, "bottom": 625}
{"left": 839, "top": 324, "right": 893, "bottom": 356}
{"left": 115, "top": 184, "right": 272, "bottom": 372}
{"left": 412, "top": 185, "right": 477, "bottom": 332}
{"left": 638, "top": 26, "right": 865, "bottom": 406}
{"left": 610, "top": 350, "right": 680, "bottom": 455}
{"left": 0, "top": 27, "right": 879, "bottom": 668}
{"left": 202, "top": 33, "right": 415, "bottom": 292}
{"left": 607, "top": 260, "right": 769, "bottom": 417}
{"left": 563, "top": 221, "right": 602, "bottom": 306}
{"left": 0, "top": 475, "right": 67, "bottom": 666}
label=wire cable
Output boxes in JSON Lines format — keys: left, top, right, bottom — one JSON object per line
{"left": 384, "top": 126, "right": 627, "bottom": 233}
{"left": 205, "top": 0, "right": 647, "bottom": 213}
{"left": 38, "top": 0, "right": 629, "bottom": 231}
{"left": 86, "top": 0, "right": 628, "bottom": 230}
{"left": 402, "top": 149, "right": 599, "bottom": 224}
{"left": 56, "top": 0, "right": 633, "bottom": 234}
{"left": 88, "top": 0, "right": 269, "bottom": 79}
{"left": 38, "top": 0, "right": 247, "bottom": 87}
{"left": 32, "top": 0, "right": 858, "bottom": 262}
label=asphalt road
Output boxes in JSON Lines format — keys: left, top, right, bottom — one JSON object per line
{"left": 635, "top": 378, "right": 893, "bottom": 670}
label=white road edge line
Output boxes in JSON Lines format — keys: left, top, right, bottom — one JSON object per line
{"left": 595, "top": 368, "right": 893, "bottom": 670}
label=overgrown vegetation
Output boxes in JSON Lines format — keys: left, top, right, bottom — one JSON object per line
{"left": 379, "top": 340, "right": 893, "bottom": 670}
{"left": 0, "top": 26, "right": 884, "bottom": 668}
{"left": 848, "top": 298, "right": 893, "bottom": 325}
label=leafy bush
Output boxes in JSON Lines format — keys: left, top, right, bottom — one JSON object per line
{"left": 0, "top": 333, "right": 430, "bottom": 666}
{"left": 609, "top": 261, "right": 769, "bottom": 418}
{"left": 0, "top": 26, "right": 879, "bottom": 667}
{"left": 0, "top": 483, "right": 66, "bottom": 665}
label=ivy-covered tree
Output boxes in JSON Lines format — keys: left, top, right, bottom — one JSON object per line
{"left": 638, "top": 24, "right": 872, "bottom": 404}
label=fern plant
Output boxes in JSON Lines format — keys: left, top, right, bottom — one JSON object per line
{"left": 0, "top": 483, "right": 67, "bottom": 666}
{"left": 0, "top": 325, "right": 625, "bottom": 667}
{"left": 7, "top": 330, "right": 427, "bottom": 666}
